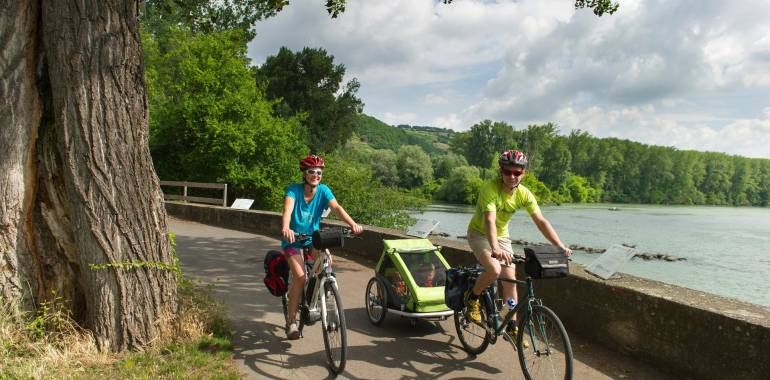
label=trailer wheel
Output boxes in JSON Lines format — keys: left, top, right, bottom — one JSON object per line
{"left": 365, "top": 277, "right": 388, "bottom": 325}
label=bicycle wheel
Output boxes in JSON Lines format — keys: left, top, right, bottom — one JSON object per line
{"left": 322, "top": 281, "right": 347, "bottom": 374}
{"left": 453, "top": 297, "right": 491, "bottom": 355}
{"left": 517, "top": 304, "right": 573, "bottom": 380}
{"left": 281, "top": 295, "right": 289, "bottom": 324}
{"left": 365, "top": 277, "right": 388, "bottom": 325}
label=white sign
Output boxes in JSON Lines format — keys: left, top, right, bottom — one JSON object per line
{"left": 322, "top": 208, "right": 331, "bottom": 218}
{"left": 406, "top": 219, "right": 440, "bottom": 238}
{"left": 585, "top": 244, "right": 637, "bottom": 280}
{"left": 230, "top": 198, "right": 254, "bottom": 210}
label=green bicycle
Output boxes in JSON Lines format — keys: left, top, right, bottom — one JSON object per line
{"left": 454, "top": 256, "right": 573, "bottom": 380}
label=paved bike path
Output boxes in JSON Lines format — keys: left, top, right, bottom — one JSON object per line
{"left": 171, "top": 217, "right": 676, "bottom": 380}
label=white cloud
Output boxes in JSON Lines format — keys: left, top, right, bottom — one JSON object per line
{"left": 554, "top": 105, "right": 770, "bottom": 159}
{"left": 469, "top": 0, "right": 770, "bottom": 121}
{"left": 431, "top": 113, "right": 464, "bottom": 131}
{"left": 249, "top": 0, "right": 573, "bottom": 87}
{"left": 248, "top": 0, "right": 770, "bottom": 158}
{"left": 382, "top": 112, "right": 418, "bottom": 125}
{"left": 423, "top": 93, "right": 450, "bottom": 105}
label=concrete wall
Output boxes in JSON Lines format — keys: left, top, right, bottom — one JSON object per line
{"left": 166, "top": 202, "right": 770, "bottom": 380}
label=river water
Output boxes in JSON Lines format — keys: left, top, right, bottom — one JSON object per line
{"left": 411, "top": 203, "right": 770, "bottom": 308}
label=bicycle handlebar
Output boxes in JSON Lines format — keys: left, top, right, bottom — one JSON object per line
{"left": 293, "top": 227, "right": 356, "bottom": 242}
{"left": 490, "top": 251, "right": 526, "bottom": 263}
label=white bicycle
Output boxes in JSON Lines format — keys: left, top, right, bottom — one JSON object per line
{"left": 280, "top": 228, "right": 352, "bottom": 375}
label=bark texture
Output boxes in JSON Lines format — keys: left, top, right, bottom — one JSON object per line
{"left": 0, "top": 0, "right": 178, "bottom": 351}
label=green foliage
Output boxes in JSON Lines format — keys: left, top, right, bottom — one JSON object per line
{"left": 321, "top": 155, "right": 426, "bottom": 230}
{"left": 539, "top": 138, "right": 572, "bottom": 188}
{"left": 257, "top": 47, "right": 363, "bottom": 152}
{"left": 26, "top": 292, "right": 71, "bottom": 343}
{"left": 396, "top": 145, "right": 434, "bottom": 188}
{"left": 574, "top": 0, "right": 620, "bottom": 16}
{"left": 521, "top": 174, "right": 554, "bottom": 204}
{"left": 454, "top": 120, "right": 517, "bottom": 168}
{"left": 437, "top": 166, "right": 483, "bottom": 204}
{"left": 141, "top": 0, "right": 346, "bottom": 40}
{"left": 97, "top": 337, "right": 239, "bottom": 379}
{"left": 343, "top": 135, "right": 400, "bottom": 186}
{"left": 144, "top": 28, "right": 304, "bottom": 209}
{"left": 433, "top": 152, "right": 468, "bottom": 179}
{"left": 560, "top": 175, "right": 602, "bottom": 203}
{"left": 416, "top": 118, "right": 769, "bottom": 207}
{"left": 355, "top": 114, "right": 446, "bottom": 156}
{"left": 370, "top": 149, "right": 400, "bottom": 187}
{"left": 519, "top": 123, "right": 559, "bottom": 176}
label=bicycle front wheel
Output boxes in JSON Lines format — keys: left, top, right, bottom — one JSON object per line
{"left": 517, "top": 304, "right": 573, "bottom": 380}
{"left": 321, "top": 281, "right": 347, "bottom": 374}
{"left": 453, "top": 297, "right": 491, "bottom": 355}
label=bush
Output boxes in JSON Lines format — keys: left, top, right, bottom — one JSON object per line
{"left": 322, "top": 154, "right": 426, "bottom": 230}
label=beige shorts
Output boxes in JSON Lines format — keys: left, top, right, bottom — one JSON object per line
{"left": 467, "top": 229, "right": 515, "bottom": 267}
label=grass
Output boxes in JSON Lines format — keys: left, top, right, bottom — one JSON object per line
{"left": 0, "top": 277, "right": 241, "bottom": 380}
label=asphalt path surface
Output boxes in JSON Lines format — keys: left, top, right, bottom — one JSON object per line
{"left": 171, "top": 217, "right": 677, "bottom": 380}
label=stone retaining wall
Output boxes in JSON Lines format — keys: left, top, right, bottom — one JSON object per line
{"left": 166, "top": 202, "right": 770, "bottom": 380}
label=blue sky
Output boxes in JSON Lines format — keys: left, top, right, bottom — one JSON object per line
{"left": 248, "top": 0, "right": 770, "bottom": 159}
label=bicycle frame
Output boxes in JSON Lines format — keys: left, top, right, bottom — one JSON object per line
{"left": 304, "top": 248, "right": 338, "bottom": 317}
{"left": 481, "top": 277, "right": 540, "bottom": 336}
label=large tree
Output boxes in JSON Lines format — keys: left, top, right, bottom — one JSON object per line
{"left": 1, "top": 0, "right": 179, "bottom": 351}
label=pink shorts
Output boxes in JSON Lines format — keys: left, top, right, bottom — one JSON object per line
{"left": 283, "top": 246, "right": 301, "bottom": 257}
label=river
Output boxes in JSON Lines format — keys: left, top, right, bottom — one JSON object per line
{"left": 411, "top": 203, "right": 770, "bottom": 308}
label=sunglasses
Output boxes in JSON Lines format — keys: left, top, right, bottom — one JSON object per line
{"left": 501, "top": 168, "right": 525, "bottom": 177}
{"left": 305, "top": 168, "right": 323, "bottom": 176}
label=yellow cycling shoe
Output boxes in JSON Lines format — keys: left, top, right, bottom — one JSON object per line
{"left": 504, "top": 324, "right": 529, "bottom": 349}
{"left": 464, "top": 291, "right": 482, "bottom": 323}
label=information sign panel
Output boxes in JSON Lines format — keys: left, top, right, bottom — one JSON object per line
{"left": 585, "top": 244, "right": 637, "bottom": 280}
{"left": 230, "top": 198, "right": 254, "bottom": 210}
{"left": 405, "top": 219, "right": 440, "bottom": 238}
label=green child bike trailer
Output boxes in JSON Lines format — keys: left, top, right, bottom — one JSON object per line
{"left": 524, "top": 245, "right": 569, "bottom": 279}
{"left": 365, "top": 238, "right": 455, "bottom": 326}
{"left": 264, "top": 250, "right": 289, "bottom": 296}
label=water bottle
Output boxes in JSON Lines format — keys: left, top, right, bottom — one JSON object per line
{"left": 506, "top": 298, "right": 517, "bottom": 311}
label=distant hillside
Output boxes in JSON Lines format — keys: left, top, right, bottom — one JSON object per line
{"left": 395, "top": 124, "right": 454, "bottom": 144}
{"left": 354, "top": 114, "right": 452, "bottom": 155}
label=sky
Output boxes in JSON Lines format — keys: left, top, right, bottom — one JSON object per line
{"left": 247, "top": 0, "right": 770, "bottom": 159}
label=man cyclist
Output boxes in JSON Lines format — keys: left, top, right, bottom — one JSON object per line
{"left": 465, "top": 150, "right": 572, "bottom": 337}
{"left": 281, "top": 154, "right": 363, "bottom": 340}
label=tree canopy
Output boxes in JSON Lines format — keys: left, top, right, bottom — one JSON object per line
{"left": 257, "top": 47, "right": 364, "bottom": 153}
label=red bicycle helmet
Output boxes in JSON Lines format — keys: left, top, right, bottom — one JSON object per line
{"left": 299, "top": 154, "right": 325, "bottom": 170}
{"left": 499, "top": 150, "right": 528, "bottom": 167}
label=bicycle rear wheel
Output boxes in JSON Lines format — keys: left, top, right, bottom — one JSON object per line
{"left": 322, "top": 281, "right": 347, "bottom": 374}
{"left": 453, "top": 297, "right": 491, "bottom": 355}
{"left": 517, "top": 304, "right": 573, "bottom": 380}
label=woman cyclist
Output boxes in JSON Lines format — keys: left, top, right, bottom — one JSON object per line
{"left": 281, "top": 154, "right": 363, "bottom": 340}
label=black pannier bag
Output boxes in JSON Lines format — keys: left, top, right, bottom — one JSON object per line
{"left": 524, "top": 245, "right": 569, "bottom": 279}
{"left": 313, "top": 229, "right": 344, "bottom": 249}
{"left": 444, "top": 268, "right": 469, "bottom": 311}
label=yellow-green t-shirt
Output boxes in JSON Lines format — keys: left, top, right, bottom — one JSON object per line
{"left": 467, "top": 179, "right": 541, "bottom": 237}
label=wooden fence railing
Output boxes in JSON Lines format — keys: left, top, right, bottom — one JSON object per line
{"left": 160, "top": 181, "right": 227, "bottom": 207}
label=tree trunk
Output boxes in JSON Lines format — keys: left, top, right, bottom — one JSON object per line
{"left": 0, "top": 0, "right": 178, "bottom": 351}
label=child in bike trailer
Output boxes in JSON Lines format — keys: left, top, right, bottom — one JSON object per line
{"left": 280, "top": 154, "right": 363, "bottom": 340}
{"left": 465, "top": 150, "right": 573, "bottom": 339}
